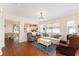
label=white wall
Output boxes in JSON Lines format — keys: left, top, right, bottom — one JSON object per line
{"left": 5, "top": 14, "right": 38, "bottom": 24}
{"left": 19, "top": 20, "right": 27, "bottom": 42}
{"left": 0, "top": 11, "right": 5, "bottom": 55}
{"left": 77, "top": 14, "right": 79, "bottom": 26}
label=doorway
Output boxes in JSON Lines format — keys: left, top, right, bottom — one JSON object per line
{"left": 13, "top": 25, "right": 20, "bottom": 43}
{"left": 5, "top": 20, "right": 20, "bottom": 45}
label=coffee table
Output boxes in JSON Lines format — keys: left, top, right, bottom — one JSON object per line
{"left": 37, "top": 38, "right": 52, "bottom": 47}
{"left": 49, "top": 37, "right": 61, "bottom": 45}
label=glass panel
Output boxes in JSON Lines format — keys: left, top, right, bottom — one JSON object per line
{"left": 46, "top": 29, "right": 52, "bottom": 33}
{"left": 13, "top": 25, "right": 19, "bottom": 42}
{"left": 68, "top": 28, "right": 76, "bottom": 34}
{"left": 52, "top": 28, "right": 60, "bottom": 34}
{"left": 13, "top": 25, "right": 19, "bottom": 34}
{"left": 52, "top": 23, "right": 60, "bottom": 34}
{"left": 67, "top": 20, "right": 76, "bottom": 34}
{"left": 67, "top": 20, "right": 75, "bottom": 27}
{"left": 40, "top": 25, "right": 44, "bottom": 33}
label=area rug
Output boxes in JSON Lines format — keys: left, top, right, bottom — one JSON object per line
{"left": 32, "top": 41, "right": 56, "bottom": 55}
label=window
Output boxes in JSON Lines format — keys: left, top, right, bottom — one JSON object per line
{"left": 40, "top": 25, "right": 44, "bottom": 33}
{"left": 52, "top": 28, "right": 60, "bottom": 34}
{"left": 45, "top": 23, "right": 60, "bottom": 34}
{"left": 52, "top": 23, "right": 60, "bottom": 34}
{"left": 67, "top": 20, "right": 76, "bottom": 34}
{"left": 46, "top": 28, "right": 52, "bottom": 33}
{"left": 46, "top": 24, "right": 53, "bottom": 33}
{"left": 40, "top": 23, "right": 61, "bottom": 34}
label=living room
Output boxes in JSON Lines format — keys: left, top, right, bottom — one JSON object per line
{"left": 0, "top": 3, "right": 79, "bottom": 56}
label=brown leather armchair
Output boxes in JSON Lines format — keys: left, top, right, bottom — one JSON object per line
{"left": 57, "top": 34, "right": 79, "bottom": 56}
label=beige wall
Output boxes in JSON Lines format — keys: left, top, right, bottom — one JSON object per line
{"left": 38, "top": 13, "right": 79, "bottom": 41}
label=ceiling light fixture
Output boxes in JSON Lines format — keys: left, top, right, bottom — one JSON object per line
{"left": 39, "top": 12, "right": 44, "bottom": 21}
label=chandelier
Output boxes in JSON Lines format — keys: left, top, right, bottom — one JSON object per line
{"left": 39, "top": 12, "right": 45, "bottom": 21}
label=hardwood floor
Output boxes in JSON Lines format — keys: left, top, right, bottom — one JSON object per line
{"left": 3, "top": 38, "right": 79, "bottom": 56}
{"left": 2, "top": 38, "right": 56, "bottom": 56}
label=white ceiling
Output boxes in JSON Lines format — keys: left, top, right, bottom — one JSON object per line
{"left": 1, "top": 3, "right": 79, "bottom": 22}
